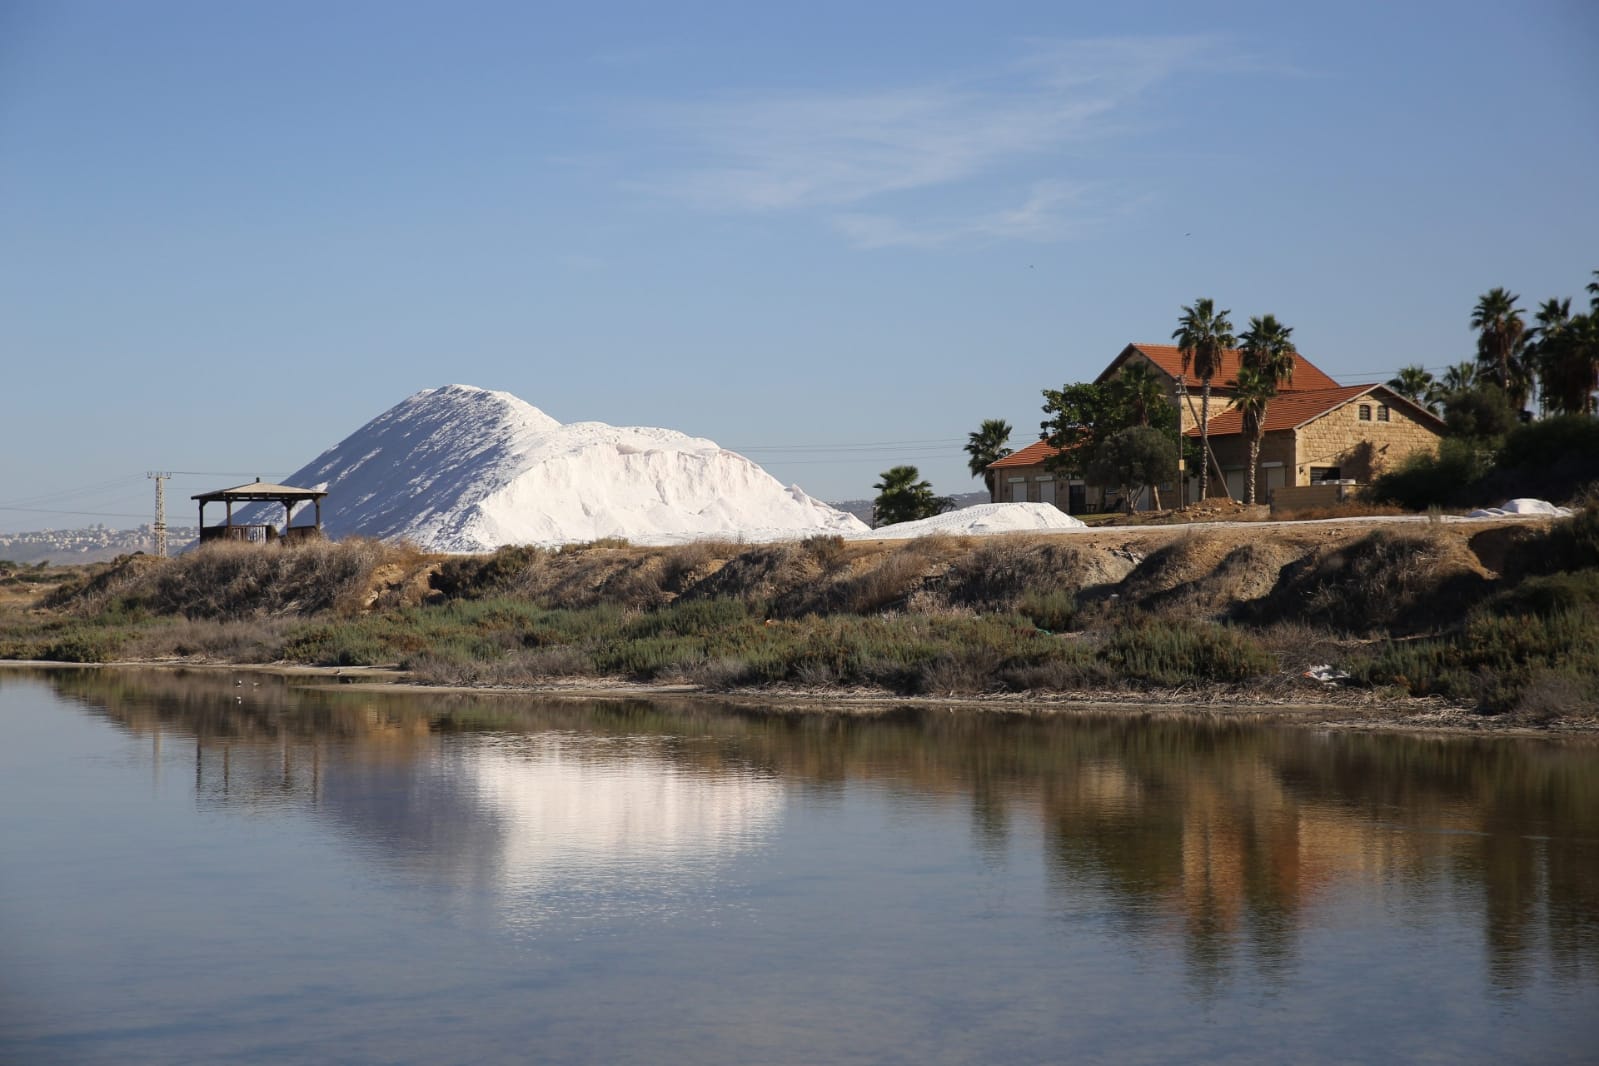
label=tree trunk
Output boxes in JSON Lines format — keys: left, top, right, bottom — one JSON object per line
{"left": 1198, "top": 381, "right": 1211, "bottom": 500}
{"left": 1247, "top": 437, "right": 1260, "bottom": 505}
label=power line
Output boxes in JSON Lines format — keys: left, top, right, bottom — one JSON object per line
{"left": 0, "top": 505, "right": 153, "bottom": 519}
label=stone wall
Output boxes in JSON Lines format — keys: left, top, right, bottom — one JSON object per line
{"left": 1293, "top": 396, "right": 1442, "bottom": 484}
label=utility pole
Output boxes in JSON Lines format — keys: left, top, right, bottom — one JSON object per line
{"left": 147, "top": 472, "right": 172, "bottom": 557}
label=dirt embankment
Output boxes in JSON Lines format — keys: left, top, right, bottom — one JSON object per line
{"left": 417, "top": 518, "right": 1543, "bottom": 635}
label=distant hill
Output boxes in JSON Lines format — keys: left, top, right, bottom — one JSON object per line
{"left": 0, "top": 526, "right": 197, "bottom": 566}
{"left": 828, "top": 491, "right": 992, "bottom": 527}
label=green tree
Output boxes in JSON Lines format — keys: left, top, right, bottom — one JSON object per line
{"left": 1085, "top": 427, "right": 1178, "bottom": 513}
{"left": 1231, "top": 366, "right": 1276, "bottom": 505}
{"left": 1041, "top": 373, "right": 1180, "bottom": 509}
{"left": 1108, "top": 362, "right": 1177, "bottom": 508}
{"left": 1444, "top": 384, "right": 1519, "bottom": 444}
{"left": 872, "top": 465, "right": 951, "bottom": 527}
{"left": 1173, "top": 297, "right": 1235, "bottom": 502}
{"left": 1529, "top": 297, "right": 1599, "bottom": 417}
{"left": 1386, "top": 364, "right": 1437, "bottom": 412}
{"left": 1039, "top": 382, "right": 1117, "bottom": 478}
{"left": 964, "top": 419, "right": 1013, "bottom": 498}
{"left": 1472, "top": 287, "right": 1529, "bottom": 412}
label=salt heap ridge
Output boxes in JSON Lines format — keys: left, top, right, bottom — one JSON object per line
{"left": 268, "top": 385, "right": 869, "bottom": 552}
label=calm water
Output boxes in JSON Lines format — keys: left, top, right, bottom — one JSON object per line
{"left": 1, "top": 669, "right": 1596, "bottom": 1064}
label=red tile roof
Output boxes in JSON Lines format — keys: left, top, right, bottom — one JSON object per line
{"left": 1186, "top": 384, "right": 1380, "bottom": 437}
{"left": 1103, "top": 343, "right": 1343, "bottom": 392}
{"left": 988, "top": 439, "right": 1064, "bottom": 469}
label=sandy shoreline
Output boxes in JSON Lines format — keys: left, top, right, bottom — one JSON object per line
{"left": 6, "top": 658, "right": 1595, "bottom": 740}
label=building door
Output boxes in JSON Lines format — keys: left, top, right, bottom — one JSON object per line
{"left": 1265, "top": 466, "right": 1287, "bottom": 493}
{"left": 1068, "top": 483, "right": 1086, "bottom": 514}
{"left": 1037, "top": 479, "right": 1055, "bottom": 506}
{"left": 1010, "top": 480, "right": 1027, "bottom": 502}
{"left": 1225, "top": 469, "right": 1246, "bottom": 501}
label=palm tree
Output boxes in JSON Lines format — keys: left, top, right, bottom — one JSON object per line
{"left": 1386, "top": 364, "right": 1437, "bottom": 411}
{"left": 1231, "top": 366, "right": 1276, "bottom": 505}
{"left": 1525, "top": 299, "right": 1571, "bottom": 416}
{"left": 1115, "top": 361, "right": 1168, "bottom": 428}
{"left": 873, "top": 465, "right": 944, "bottom": 526}
{"left": 1235, "top": 315, "right": 1297, "bottom": 505}
{"left": 1588, "top": 269, "right": 1599, "bottom": 312}
{"left": 1173, "top": 297, "right": 1235, "bottom": 502}
{"left": 1238, "top": 314, "right": 1298, "bottom": 387}
{"left": 1471, "top": 288, "right": 1529, "bottom": 412}
{"left": 964, "top": 419, "right": 1013, "bottom": 499}
{"left": 1439, "top": 360, "right": 1477, "bottom": 395}
{"left": 1532, "top": 300, "right": 1599, "bottom": 416}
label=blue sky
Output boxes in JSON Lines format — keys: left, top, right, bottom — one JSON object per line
{"left": 2, "top": 0, "right": 1596, "bottom": 531}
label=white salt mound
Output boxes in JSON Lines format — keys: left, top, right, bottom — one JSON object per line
{"left": 857, "top": 502, "right": 1087, "bottom": 540}
{"left": 255, "top": 385, "right": 869, "bottom": 552}
{"left": 1466, "top": 498, "right": 1573, "bottom": 519}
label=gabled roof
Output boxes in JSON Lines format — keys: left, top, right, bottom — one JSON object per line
{"left": 988, "top": 439, "right": 1065, "bottom": 470}
{"left": 1099, "top": 343, "right": 1343, "bottom": 392}
{"left": 192, "top": 480, "right": 327, "bottom": 502}
{"left": 1186, "top": 383, "right": 1446, "bottom": 438}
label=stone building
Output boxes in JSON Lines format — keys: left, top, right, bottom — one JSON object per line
{"left": 1190, "top": 383, "right": 1447, "bottom": 502}
{"left": 986, "top": 343, "right": 1447, "bottom": 512}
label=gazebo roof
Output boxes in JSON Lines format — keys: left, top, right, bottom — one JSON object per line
{"left": 191, "top": 480, "right": 327, "bottom": 503}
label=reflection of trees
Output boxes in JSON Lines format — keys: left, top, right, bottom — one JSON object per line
{"left": 36, "top": 668, "right": 1599, "bottom": 994}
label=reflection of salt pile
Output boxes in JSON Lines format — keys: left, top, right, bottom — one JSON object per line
{"left": 466, "top": 739, "right": 783, "bottom": 912}
{"left": 858, "top": 502, "right": 1087, "bottom": 540}
{"left": 259, "top": 385, "right": 868, "bottom": 551}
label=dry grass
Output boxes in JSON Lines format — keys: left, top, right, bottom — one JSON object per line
{"left": 1274, "top": 501, "right": 1411, "bottom": 521}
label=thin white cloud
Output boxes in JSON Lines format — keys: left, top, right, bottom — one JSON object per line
{"left": 833, "top": 181, "right": 1096, "bottom": 249}
{"left": 627, "top": 35, "right": 1231, "bottom": 244}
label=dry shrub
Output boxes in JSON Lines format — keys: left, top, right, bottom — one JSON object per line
{"left": 1255, "top": 529, "right": 1491, "bottom": 635}
{"left": 121, "top": 616, "right": 296, "bottom": 663}
{"left": 660, "top": 540, "right": 737, "bottom": 592}
{"left": 1275, "top": 501, "right": 1408, "bottom": 521}
{"left": 1130, "top": 539, "right": 1301, "bottom": 620}
{"left": 680, "top": 543, "right": 818, "bottom": 607}
{"left": 1514, "top": 670, "right": 1599, "bottom": 721}
{"left": 941, "top": 538, "right": 1135, "bottom": 612}
{"left": 792, "top": 542, "right": 946, "bottom": 615}
{"left": 56, "top": 539, "right": 402, "bottom": 621}
{"left": 1117, "top": 534, "right": 1234, "bottom": 602}
{"left": 800, "top": 534, "right": 850, "bottom": 570}
{"left": 45, "top": 553, "right": 168, "bottom": 613}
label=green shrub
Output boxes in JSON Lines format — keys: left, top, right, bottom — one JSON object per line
{"left": 1018, "top": 589, "right": 1077, "bottom": 632}
{"left": 1369, "top": 439, "right": 1491, "bottom": 510}
{"left": 1101, "top": 618, "right": 1274, "bottom": 685}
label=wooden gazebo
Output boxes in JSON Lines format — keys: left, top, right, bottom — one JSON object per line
{"left": 193, "top": 479, "right": 328, "bottom": 545}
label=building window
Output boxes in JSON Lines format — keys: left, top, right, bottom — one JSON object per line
{"left": 1359, "top": 404, "right": 1372, "bottom": 421}
{"left": 1310, "top": 467, "right": 1342, "bottom": 484}
{"left": 1377, "top": 405, "right": 1391, "bottom": 422}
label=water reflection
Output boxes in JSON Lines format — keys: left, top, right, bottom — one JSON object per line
{"left": 43, "top": 669, "right": 783, "bottom": 929}
{"left": 40, "top": 669, "right": 1599, "bottom": 996}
